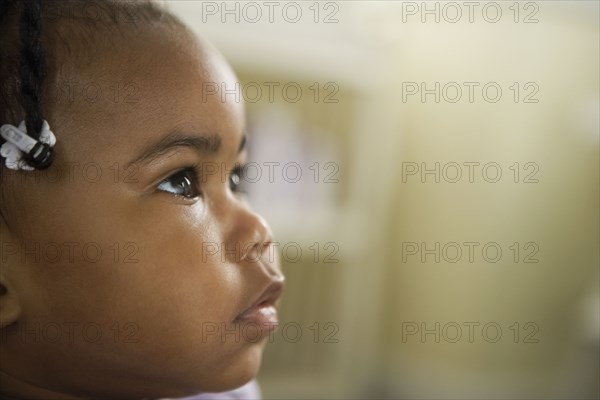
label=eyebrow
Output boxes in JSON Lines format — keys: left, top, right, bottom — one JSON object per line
{"left": 129, "top": 131, "right": 246, "bottom": 166}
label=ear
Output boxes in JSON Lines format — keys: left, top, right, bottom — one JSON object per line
{"left": 0, "top": 212, "right": 22, "bottom": 328}
{"left": 0, "top": 275, "right": 21, "bottom": 328}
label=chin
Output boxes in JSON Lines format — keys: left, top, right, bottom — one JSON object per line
{"left": 203, "top": 342, "right": 266, "bottom": 392}
{"left": 162, "top": 339, "right": 267, "bottom": 396}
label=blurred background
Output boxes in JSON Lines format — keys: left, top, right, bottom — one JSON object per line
{"left": 165, "top": 1, "right": 599, "bottom": 399}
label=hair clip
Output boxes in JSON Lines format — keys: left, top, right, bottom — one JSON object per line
{"left": 0, "top": 120, "right": 55, "bottom": 170}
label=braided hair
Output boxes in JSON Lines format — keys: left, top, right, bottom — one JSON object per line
{"left": 19, "top": 0, "right": 47, "bottom": 143}
{"left": 0, "top": 0, "right": 49, "bottom": 170}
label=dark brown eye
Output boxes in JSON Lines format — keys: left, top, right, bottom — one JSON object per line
{"left": 157, "top": 169, "right": 199, "bottom": 199}
{"left": 229, "top": 165, "right": 244, "bottom": 193}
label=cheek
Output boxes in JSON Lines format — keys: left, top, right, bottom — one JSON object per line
{"left": 13, "top": 197, "right": 251, "bottom": 382}
{"left": 103, "top": 202, "right": 243, "bottom": 324}
{"left": 23, "top": 192, "right": 243, "bottom": 334}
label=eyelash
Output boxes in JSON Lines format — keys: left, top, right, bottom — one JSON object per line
{"left": 157, "top": 163, "right": 246, "bottom": 199}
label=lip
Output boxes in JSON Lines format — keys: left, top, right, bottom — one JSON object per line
{"left": 234, "top": 279, "right": 284, "bottom": 328}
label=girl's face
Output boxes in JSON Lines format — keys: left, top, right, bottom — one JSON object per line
{"left": 0, "top": 26, "right": 283, "bottom": 399}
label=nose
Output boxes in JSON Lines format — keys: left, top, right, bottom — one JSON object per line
{"left": 224, "top": 202, "right": 281, "bottom": 277}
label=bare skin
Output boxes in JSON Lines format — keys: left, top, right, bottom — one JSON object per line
{"left": 0, "top": 22, "right": 283, "bottom": 400}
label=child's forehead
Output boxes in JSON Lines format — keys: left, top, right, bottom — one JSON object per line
{"left": 62, "top": 26, "right": 211, "bottom": 81}
{"left": 49, "top": 30, "right": 245, "bottom": 164}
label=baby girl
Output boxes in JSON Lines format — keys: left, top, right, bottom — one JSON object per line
{"left": 0, "top": 0, "right": 284, "bottom": 399}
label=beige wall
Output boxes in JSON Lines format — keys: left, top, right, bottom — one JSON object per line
{"left": 166, "top": 1, "right": 599, "bottom": 398}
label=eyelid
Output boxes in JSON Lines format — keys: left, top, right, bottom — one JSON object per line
{"left": 156, "top": 163, "right": 200, "bottom": 184}
{"left": 151, "top": 166, "right": 191, "bottom": 190}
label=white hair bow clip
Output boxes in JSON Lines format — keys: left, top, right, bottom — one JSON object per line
{"left": 0, "top": 120, "right": 56, "bottom": 170}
